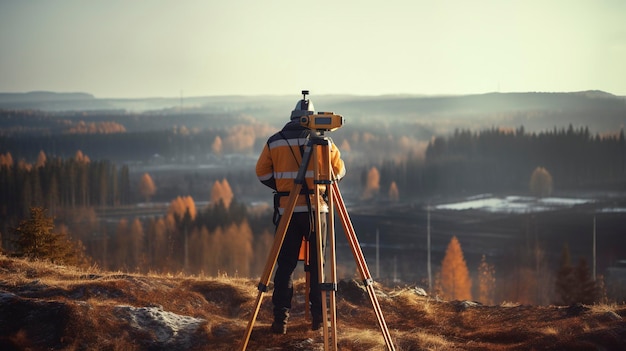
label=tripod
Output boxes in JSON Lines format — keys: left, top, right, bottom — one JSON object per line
{"left": 240, "top": 132, "right": 395, "bottom": 351}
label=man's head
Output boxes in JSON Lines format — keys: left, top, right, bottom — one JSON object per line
{"left": 290, "top": 90, "right": 315, "bottom": 120}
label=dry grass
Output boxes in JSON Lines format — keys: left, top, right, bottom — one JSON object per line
{"left": 1, "top": 254, "right": 625, "bottom": 350}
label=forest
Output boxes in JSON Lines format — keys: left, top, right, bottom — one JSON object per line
{"left": 0, "top": 91, "right": 625, "bottom": 305}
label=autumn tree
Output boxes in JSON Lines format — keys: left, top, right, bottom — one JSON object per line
{"left": 0, "top": 152, "right": 13, "bottom": 168}
{"left": 10, "top": 207, "right": 89, "bottom": 267}
{"left": 362, "top": 167, "right": 380, "bottom": 199}
{"left": 67, "top": 120, "right": 126, "bottom": 134}
{"left": 168, "top": 196, "right": 196, "bottom": 221}
{"left": 440, "top": 236, "right": 472, "bottom": 300}
{"left": 36, "top": 150, "right": 47, "bottom": 168}
{"left": 212, "top": 136, "right": 223, "bottom": 156}
{"left": 210, "top": 180, "right": 225, "bottom": 207}
{"left": 139, "top": 173, "right": 157, "bottom": 202}
{"left": 388, "top": 181, "right": 399, "bottom": 202}
{"left": 530, "top": 166, "right": 553, "bottom": 197}
{"left": 210, "top": 178, "right": 233, "bottom": 208}
{"left": 74, "top": 150, "right": 90, "bottom": 164}
{"left": 164, "top": 196, "right": 196, "bottom": 271}
{"left": 477, "top": 254, "right": 496, "bottom": 305}
{"left": 220, "top": 179, "right": 233, "bottom": 208}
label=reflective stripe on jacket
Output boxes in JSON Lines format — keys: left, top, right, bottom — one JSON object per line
{"left": 256, "top": 120, "right": 346, "bottom": 213}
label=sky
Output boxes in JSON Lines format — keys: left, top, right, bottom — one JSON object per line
{"left": 1, "top": 0, "right": 625, "bottom": 98}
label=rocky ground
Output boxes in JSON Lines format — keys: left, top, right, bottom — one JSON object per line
{"left": 1, "top": 255, "right": 625, "bottom": 350}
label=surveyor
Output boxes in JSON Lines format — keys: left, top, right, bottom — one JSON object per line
{"left": 255, "top": 92, "right": 346, "bottom": 334}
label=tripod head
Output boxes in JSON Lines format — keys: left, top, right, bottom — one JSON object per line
{"left": 295, "top": 90, "right": 344, "bottom": 134}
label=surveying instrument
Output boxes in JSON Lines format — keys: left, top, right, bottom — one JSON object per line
{"left": 240, "top": 91, "right": 395, "bottom": 351}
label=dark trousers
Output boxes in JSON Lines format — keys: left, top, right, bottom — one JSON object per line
{"left": 272, "top": 212, "right": 326, "bottom": 324}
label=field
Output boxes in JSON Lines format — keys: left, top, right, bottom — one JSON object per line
{"left": 1, "top": 255, "right": 625, "bottom": 350}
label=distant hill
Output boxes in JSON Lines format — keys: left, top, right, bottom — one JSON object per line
{"left": 0, "top": 91, "right": 114, "bottom": 111}
{"left": 1, "top": 90, "right": 624, "bottom": 133}
{"left": 326, "top": 90, "right": 621, "bottom": 116}
{"left": 1, "top": 255, "right": 625, "bottom": 350}
{"left": 0, "top": 91, "right": 95, "bottom": 102}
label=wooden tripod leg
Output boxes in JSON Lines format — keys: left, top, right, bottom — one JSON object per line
{"left": 315, "top": 213, "right": 338, "bottom": 351}
{"left": 314, "top": 140, "right": 340, "bottom": 351}
{"left": 302, "top": 238, "right": 310, "bottom": 322}
{"left": 239, "top": 184, "right": 303, "bottom": 351}
{"left": 327, "top": 190, "right": 338, "bottom": 351}
{"left": 331, "top": 182, "right": 396, "bottom": 351}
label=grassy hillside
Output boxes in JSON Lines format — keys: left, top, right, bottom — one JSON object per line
{"left": 1, "top": 255, "right": 625, "bottom": 350}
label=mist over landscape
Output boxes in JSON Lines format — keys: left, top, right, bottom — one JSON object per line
{"left": 1, "top": 90, "right": 625, "bottom": 307}
{"left": 2, "top": 1, "right": 626, "bottom": 348}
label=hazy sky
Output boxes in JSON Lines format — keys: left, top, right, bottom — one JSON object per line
{"left": 1, "top": 1, "right": 625, "bottom": 98}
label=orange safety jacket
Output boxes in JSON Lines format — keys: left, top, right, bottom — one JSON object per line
{"left": 256, "top": 120, "right": 346, "bottom": 215}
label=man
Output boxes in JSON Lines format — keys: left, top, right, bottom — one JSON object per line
{"left": 255, "top": 92, "right": 346, "bottom": 334}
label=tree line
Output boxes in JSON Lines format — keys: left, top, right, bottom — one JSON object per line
{"left": 92, "top": 180, "right": 275, "bottom": 275}
{"left": 435, "top": 236, "right": 603, "bottom": 306}
{"left": 2, "top": 194, "right": 273, "bottom": 279}
{"left": 373, "top": 126, "right": 625, "bottom": 199}
{"left": 8, "top": 206, "right": 606, "bottom": 306}
{"left": 0, "top": 110, "right": 275, "bottom": 164}
{"left": 0, "top": 150, "right": 130, "bottom": 225}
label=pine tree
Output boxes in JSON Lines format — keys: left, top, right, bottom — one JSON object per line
{"left": 10, "top": 207, "right": 89, "bottom": 266}
{"left": 440, "top": 236, "right": 472, "bottom": 300}
{"left": 555, "top": 244, "right": 576, "bottom": 305}
{"left": 574, "top": 258, "right": 598, "bottom": 304}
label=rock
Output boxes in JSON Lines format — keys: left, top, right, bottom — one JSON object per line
{"left": 338, "top": 279, "right": 367, "bottom": 303}
{"left": 114, "top": 305, "right": 205, "bottom": 349}
{"left": 452, "top": 300, "right": 482, "bottom": 311}
{"left": 413, "top": 287, "right": 428, "bottom": 297}
{"left": 566, "top": 303, "right": 590, "bottom": 316}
